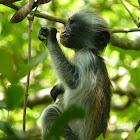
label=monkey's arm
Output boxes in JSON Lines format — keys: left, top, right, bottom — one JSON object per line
{"left": 39, "top": 27, "right": 79, "bottom": 89}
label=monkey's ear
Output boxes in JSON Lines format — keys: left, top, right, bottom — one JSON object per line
{"left": 94, "top": 31, "right": 110, "bottom": 51}
{"left": 101, "top": 31, "right": 110, "bottom": 44}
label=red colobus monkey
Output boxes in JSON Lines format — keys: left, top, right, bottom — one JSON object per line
{"left": 39, "top": 10, "right": 111, "bottom": 140}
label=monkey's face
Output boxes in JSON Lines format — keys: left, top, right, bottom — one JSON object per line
{"left": 60, "top": 20, "right": 84, "bottom": 50}
{"left": 60, "top": 12, "right": 110, "bottom": 51}
{"left": 60, "top": 28, "right": 69, "bottom": 47}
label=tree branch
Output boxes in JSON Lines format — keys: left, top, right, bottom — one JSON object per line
{"left": 112, "top": 28, "right": 140, "bottom": 33}
{"left": 1, "top": 2, "right": 66, "bottom": 24}
{"left": 0, "top": 1, "right": 21, "bottom": 10}
{"left": 111, "top": 99, "right": 132, "bottom": 110}
{"left": 35, "top": 12, "right": 66, "bottom": 24}
{"left": 25, "top": 88, "right": 53, "bottom": 109}
{"left": 111, "top": 80, "right": 139, "bottom": 110}
{"left": 120, "top": 0, "right": 140, "bottom": 27}
{"left": 112, "top": 80, "right": 138, "bottom": 99}
{"left": 110, "top": 33, "right": 140, "bottom": 50}
{"left": 1, "top": 2, "right": 140, "bottom": 50}
{"left": 18, "top": 79, "right": 140, "bottom": 109}
{"left": 0, "top": 0, "right": 21, "bottom": 5}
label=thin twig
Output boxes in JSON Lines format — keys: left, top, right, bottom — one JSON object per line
{"left": 120, "top": 0, "right": 140, "bottom": 27}
{"left": 134, "top": 120, "right": 140, "bottom": 132}
{"left": 35, "top": 12, "right": 66, "bottom": 24}
{"left": 22, "top": 7, "right": 39, "bottom": 132}
{"left": 138, "top": 0, "right": 140, "bottom": 9}
{"left": 0, "top": 0, "right": 21, "bottom": 5}
{"left": 0, "top": 1, "right": 21, "bottom": 10}
{"left": 124, "top": 120, "right": 140, "bottom": 140}
{"left": 112, "top": 28, "right": 140, "bottom": 33}
{"left": 23, "top": 6, "right": 39, "bottom": 133}
{"left": 23, "top": 16, "right": 32, "bottom": 133}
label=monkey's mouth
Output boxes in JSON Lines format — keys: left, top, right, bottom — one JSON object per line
{"left": 60, "top": 33, "right": 69, "bottom": 45}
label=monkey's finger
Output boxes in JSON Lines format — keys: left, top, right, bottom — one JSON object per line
{"left": 39, "top": 27, "right": 49, "bottom": 37}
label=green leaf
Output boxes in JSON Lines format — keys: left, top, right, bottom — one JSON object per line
{"left": 46, "top": 105, "right": 85, "bottom": 139}
{"left": 39, "top": 35, "right": 47, "bottom": 40}
{"left": 30, "top": 49, "right": 47, "bottom": 68}
{"left": 0, "top": 48, "right": 28, "bottom": 83}
{"left": 0, "top": 101, "right": 6, "bottom": 109}
{"left": 130, "top": 68, "right": 140, "bottom": 92}
{"left": 127, "top": 129, "right": 136, "bottom": 140}
{"left": 0, "top": 121, "right": 26, "bottom": 139}
{"left": 39, "top": 39, "right": 47, "bottom": 51}
{"left": 96, "top": 134, "right": 104, "bottom": 140}
{"left": 0, "top": 49, "right": 15, "bottom": 83}
{"left": 5, "top": 84, "right": 24, "bottom": 110}
{"left": 9, "top": 0, "right": 35, "bottom": 23}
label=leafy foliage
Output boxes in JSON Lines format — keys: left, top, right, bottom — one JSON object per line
{"left": 127, "top": 129, "right": 137, "bottom": 140}
{"left": 46, "top": 105, "right": 85, "bottom": 140}
{"left": 5, "top": 84, "right": 24, "bottom": 110}
{"left": 0, "top": 121, "right": 26, "bottom": 140}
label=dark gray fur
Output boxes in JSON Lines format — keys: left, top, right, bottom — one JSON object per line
{"left": 39, "top": 10, "right": 111, "bottom": 140}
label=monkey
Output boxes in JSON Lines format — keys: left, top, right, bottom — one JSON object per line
{"left": 39, "top": 10, "right": 111, "bottom": 140}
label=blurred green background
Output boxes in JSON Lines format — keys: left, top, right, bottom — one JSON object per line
{"left": 0, "top": 0, "right": 140, "bottom": 139}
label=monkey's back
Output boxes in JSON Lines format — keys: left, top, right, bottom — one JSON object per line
{"left": 63, "top": 49, "right": 111, "bottom": 140}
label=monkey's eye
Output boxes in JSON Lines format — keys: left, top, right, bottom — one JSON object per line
{"left": 70, "top": 26, "right": 77, "bottom": 31}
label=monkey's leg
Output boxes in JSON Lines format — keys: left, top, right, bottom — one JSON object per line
{"left": 64, "top": 125, "right": 79, "bottom": 140}
{"left": 40, "top": 104, "right": 60, "bottom": 137}
{"left": 40, "top": 104, "right": 79, "bottom": 140}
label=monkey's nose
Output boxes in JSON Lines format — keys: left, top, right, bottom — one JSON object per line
{"left": 61, "top": 29, "right": 68, "bottom": 37}
{"left": 61, "top": 29, "right": 66, "bottom": 34}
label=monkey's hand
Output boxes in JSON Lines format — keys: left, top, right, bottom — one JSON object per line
{"left": 38, "top": 27, "right": 57, "bottom": 42}
{"left": 50, "top": 83, "right": 64, "bottom": 101}
{"left": 38, "top": 27, "right": 49, "bottom": 41}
